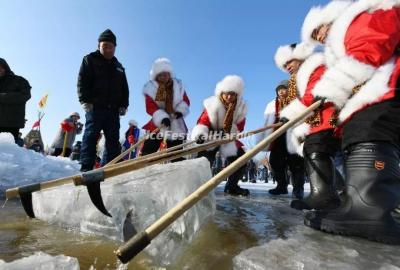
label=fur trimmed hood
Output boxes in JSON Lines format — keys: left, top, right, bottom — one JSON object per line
{"left": 296, "top": 53, "right": 325, "bottom": 97}
{"left": 203, "top": 95, "right": 247, "bottom": 131}
{"left": 301, "top": 0, "right": 352, "bottom": 45}
{"left": 149, "top": 58, "right": 174, "bottom": 80}
{"left": 215, "top": 75, "right": 245, "bottom": 97}
{"left": 274, "top": 43, "right": 315, "bottom": 71}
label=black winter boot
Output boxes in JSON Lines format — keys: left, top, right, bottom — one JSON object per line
{"left": 224, "top": 154, "right": 250, "bottom": 196}
{"left": 291, "top": 171, "right": 305, "bottom": 199}
{"left": 291, "top": 152, "right": 340, "bottom": 210}
{"left": 268, "top": 171, "right": 288, "bottom": 195}
{"left": 304, "top": 143, "right": 400, "bottom": 244}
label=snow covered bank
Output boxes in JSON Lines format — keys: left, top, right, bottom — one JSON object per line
{"left": 0, "top": 133, "right": 79, "bottom": 196}
{"left": 0, "top": 252, "right": 79, "bottom": 270}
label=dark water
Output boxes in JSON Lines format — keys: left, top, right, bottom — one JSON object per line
{"left": 1, "top": 185, "right": 399, "bottom": 269}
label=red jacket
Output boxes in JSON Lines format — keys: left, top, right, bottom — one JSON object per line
{"left": 142, "top": 78, "right": 190, "bottom": 134}
{"left": 313, "top": 3, "right": 400, "bottom": 124}
{"left": 281, "top": 53, "right": 336, "bottom": 155}
{"left": 191, "top": 96, "right": 246, "bottom": 158}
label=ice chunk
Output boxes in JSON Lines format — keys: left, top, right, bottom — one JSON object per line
{"left": 0, "top": 252, "right": 79, "bottom": 270}
{"left": 32, "top": 157, "right": 215, "bottom": 266}
{"left": 0, "top": 133, "right": 79, "bottom": 196}
{"left": 233, "top": 225, "right": 400, "bottom": 270}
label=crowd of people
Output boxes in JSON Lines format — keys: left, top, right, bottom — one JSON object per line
{"left": 1, "top": 0, "right": 400, "bottom": 245}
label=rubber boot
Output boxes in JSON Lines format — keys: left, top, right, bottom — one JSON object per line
{"left": 268, "top": 171, "right": 288, "bottom": 195}
{"left": 290, "top": 152, "right": 340, "bottom": 210}
{"left": 291, "top": 171, "right": 305, "bottom": 199}
{"left": 304, "top": 142, "right": 400, "bottom": 244}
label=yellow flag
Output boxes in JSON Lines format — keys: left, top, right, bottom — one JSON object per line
{"left": 38, "top": 93, "right": 49, "bottom": 109}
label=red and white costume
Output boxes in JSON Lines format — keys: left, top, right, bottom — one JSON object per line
{"left": 191, "top": 75, "right": 247, "bottom": 158}
{"left": 280, "top": 53, "right": 337, "bottom": 155}
{"left": 142, "top": 58, "right": 190, "bottom": 137}
{"left": 303, "top": 0, "right": 400, "bottom": 125}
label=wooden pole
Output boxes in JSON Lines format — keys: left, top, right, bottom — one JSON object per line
{"left": 106, "top": 128, "right": 160, "bottom": 166}
{"left": 114, "top": 101, "right": 321, "bottom": 263}
{"left": 5, "top": 123, "right": 280, "bottom": 200}
{"left": 61, "top": 131, "right": 69, "bottom": 157}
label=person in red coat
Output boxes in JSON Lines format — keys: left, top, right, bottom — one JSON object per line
{"left": 301, "top": 0, "right": 400, "bottom": 244}
{"left": 192, "top": 75, "right": 249, "bottom": 196}
{"left": 279, "top": 47, "right": 342, "bottom": 211}
{"left": 141, "top": 58, "right": 190, "bottom": 162}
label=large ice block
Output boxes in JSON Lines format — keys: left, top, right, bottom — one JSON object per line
{"left": 32, "top": 157, "right": 215, "bottom": 266}
{"left": 0, "top": 252, "right": 79, "bottom": 270}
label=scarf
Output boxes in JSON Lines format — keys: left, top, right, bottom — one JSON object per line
{"left": 155, "top": 79, "right": 174, "bottom": 114}
{"left": 275, "top": 74, "right": 298, "bottom": 120}
{"left": 219, "top": 94, "right": 237, "bottom": 133}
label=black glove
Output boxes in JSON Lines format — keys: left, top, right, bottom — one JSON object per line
{"left": 196, "top": 136, "right": 205, "bottom": 144}
{"left": 175, "top": 112, "right": 183, "bottom": 119}
{"left": 279, "top": 117, "right": 289, "bottom": 124}
{"left": 161, "top": 118, "right": 171, "bottom": 127}
{"left": 313, "top": 96, "right": 326, "bottom": 108}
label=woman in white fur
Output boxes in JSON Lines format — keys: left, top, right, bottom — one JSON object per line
{"left": 141, "top": 58, "right": 190, "bottom": 162}
{"left": 191, "top": 75, "right": 249, "bottom": 196}
{"left": 278, "top": 43, "right": 342, "bottom": 211}
{"left": 301, "top": 0, "right": 400, "bottom": 245}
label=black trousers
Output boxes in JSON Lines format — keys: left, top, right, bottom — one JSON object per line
{"left": 198, "top": 147, "right": 246, "bottom": 189}
{"left": 269, "top": 133, "right": 304, "bottom": 187}
{"left": 141, "top": 137, "right": 184, "bottom": 162}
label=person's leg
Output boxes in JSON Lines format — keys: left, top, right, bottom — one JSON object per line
{"left": 103, "top": 109, "right": 121, "bottom": 164}
{"left": 64, "top": 148, "right": 72, "bottom": 157}
{"left": 290, "top": 151, "right": 340, "bottom": 210}
{"left": 141, "top": 137, "right": 162, "bottom": 156}
{"left": 224, "top": 148, "right": 250, "bottom": 196}
{"left": 167, "top": 139, "right": 185, "bottom": 162}
{"left": 269, "top": 136, "right": 288, "bottom": 195}
{"left": 52, "top": 148, "right": 63, "bottom": 157}
{"left": 305, "top": 142, "right": 400, "bottom": 244}
{"left": 80, "top": 110, "right": 102, "bottom": 172}
{"left": 198, "top": 148, "right": 218, "bottom": 168}
{"left": 287, "top": 154, "right": 305, "bottom": 199}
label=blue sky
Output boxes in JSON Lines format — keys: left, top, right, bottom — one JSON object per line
{"left": 1, "top": 0, "right": 329, "bottom": 146}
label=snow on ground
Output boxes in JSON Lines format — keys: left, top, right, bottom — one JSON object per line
{"left": 0, "top": 252, "right": 79, "bottom": 270}
{"left": 0, "top": 133, "right": 79, "bottom": 196}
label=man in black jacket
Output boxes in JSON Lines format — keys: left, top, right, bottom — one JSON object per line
{"left": 78, "top": 29, "right": 129, "bottom": 171}
{"left": 0, "top": 58, "right": 31, "bottom": 143}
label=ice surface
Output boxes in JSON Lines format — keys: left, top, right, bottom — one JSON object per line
{"left": 0, "top": 133, "right": 79, "bottom": 196}
{"left": 0, "top": 252, "right": 79, "bottom": 270}
{"left": 32, "top": 157, "right": 215, "bottom": 266}
{"left": 233, "top": 225, "right": 400, "bottom": 270}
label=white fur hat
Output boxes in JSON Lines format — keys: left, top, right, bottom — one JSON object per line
{"left": 274, "top": 42, "right": 315, "bottom": 71}
{"left": 302, "top": 0, "right": 352, "bottom": 44}
{"left": 215, "top": 75, "right": 245, "bottom": 97}
{"left": 150, "top": 58, "right": 174, "bottom": 80}
{"left": 128, "top": 119, "right": 138, "bottom": 126}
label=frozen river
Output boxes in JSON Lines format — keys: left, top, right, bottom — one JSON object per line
{"left": 1, "top": 181, "right": 399, "bottom": 270}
